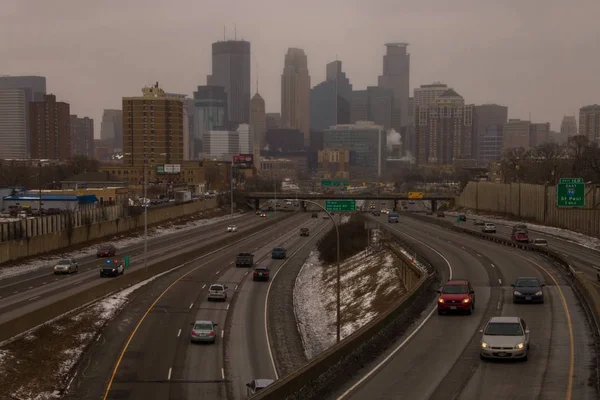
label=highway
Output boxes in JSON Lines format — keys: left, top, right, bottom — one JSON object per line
{"left": 330, "top": 204, "right": 596, "bottom": 400}
{"left": 0, "top": 211, "right": 288, "bottom": 331}
{"left": 89, "top": 212, "right": 328, "bottom": 400}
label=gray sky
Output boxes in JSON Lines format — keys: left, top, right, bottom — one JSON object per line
{"left": 2, "top": 0, "right": 599, "bottom": 137}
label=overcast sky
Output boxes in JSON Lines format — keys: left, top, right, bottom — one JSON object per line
{"left": 2, "top": 0, "right": 599, "bottom": 137}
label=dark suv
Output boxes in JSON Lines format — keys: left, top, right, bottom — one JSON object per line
{"left": 253, "top": 267, "right": 271, "bottom": 281}
{"left": 271, "top": 247, "right": 287, "bottom": 259}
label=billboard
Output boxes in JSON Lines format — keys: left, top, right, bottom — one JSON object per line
{"left": 232, "top": 154, "right": 254, "bottom": 169}
{"left": 156, "top": 164, "right": 181, "bottom": 174}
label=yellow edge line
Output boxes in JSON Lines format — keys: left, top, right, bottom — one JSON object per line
{"left": 513, "top": 253, "right": 574, "bottom": 400}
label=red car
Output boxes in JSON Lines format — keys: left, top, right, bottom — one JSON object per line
{"left": 437, "top": 279, "right": 475, "bottom": 315}
{"left": 97, "top": 244, "right": 117, "bottom": 257}
{"left": 511, "top": 230, "right": 529, "bottom": 243}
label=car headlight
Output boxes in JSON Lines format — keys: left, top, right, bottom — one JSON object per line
{"left": 513, "top": 291, "right": 522, "bottom": 295}
{"left": 462, "top": 298, "right": 471, "bottom": 303}
{"left": 535, "top": 291, "right": 543, "bottom": 296}
{"left": 481, "top": 342, "right": 488, "bottom": 348}
{"left": 112, "top": 268, "right": 116, "bottom": 272}
{"left": 515, "top": 343, "right": 525, "bottom": 349}
{"left": 437, "top": 298, "right": 444, "bottom": 303}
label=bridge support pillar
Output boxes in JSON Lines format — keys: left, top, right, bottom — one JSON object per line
{"left": 393, "top": 200, "right": 397, "bottom": 211}
{"left": 253, "top": 198, "right": 260, "bottom": 210}
{"left": 431, "top": 200, "right": 437, "bottom": 212}
{"left": 301, "top": 201, "right": 307, "bottom": 212}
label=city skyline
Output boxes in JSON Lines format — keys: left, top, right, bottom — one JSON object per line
{"left": 2, "top": 0, "right": 599, "bottom": 137}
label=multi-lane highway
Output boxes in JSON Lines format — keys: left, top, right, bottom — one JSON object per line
{"left": 63, "top": 211, "right": 328, "bottom": 400}
{"left": 0, "top": 211, "right": 287, "bottom": 331}
{"left": 329, "top": 205, "right": 596, "bottom": 399}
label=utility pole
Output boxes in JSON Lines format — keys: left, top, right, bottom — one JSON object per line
{"left": 38, "top": 162, "right": 42, "bottom": 214}
{"left": 143, "top": 159, "right": 148, "bottom": 275}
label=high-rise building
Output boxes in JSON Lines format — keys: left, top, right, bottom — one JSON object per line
{"left": 479, "top": 125, "right": 503, "bottom": 163}
{"left": 281, "top": 48, "right": 311, "bottom": 146}
{"left": 474, "top": 104, "right": 508, "bottom": 161}
{"left": 237, "top": 123, "right": 252, "bottom": 154}
{"left": 324, "top": 121, "right": 386, "bottom": 178}
{"left": 266, "top": 128, "right": 304, "bottom": 153}
{"left": 207, "top": 40, "right": 251, "bottom": 128}
{"left": 70, "top": 115, "right": 94, "bottom": 158}
{"left": 164, "top": 93, "right": 191, "bottom": 161}
{"left": 0, "top": 75, "right": 46, "bottom": 158}
{"left": 579, "top": 105, "right": 600, "bottom": 143}
{"left": 30, "top": 94, "right": 71, "bottom": 160}
{"left": 0, "top": 89, "right": 27, "bottom": 159}
{"left": 192, "top": 86, "right": 228, "bottom": 159}
{"left": 202, "top": 130, "right": 239, "bottom": 160}
{"left": 350, "top": 86, "right": 394, "bottom": 129}
{"left": 529, "top": 122, "right": 550, "bottom": 147}
{"left": 502, "top": 119, "right": 531, "bottom": 151}
{"left": 310, "top": 60, "right": 352, "bottom": 132}
{"left": 415, "top": 89, "right": 474, "bottom": 165}
{"left": 100, "top": 109, "right": 123, "bottom": 153}
{"left": 378, "top": 43, "right": 410, "bottom": 130}
{"left": 250, "top": 92, "right": 266, "bottom": 165}
{"left": 560, "top": 115, "right": 578, "bottom": 141}
{"left": 122, "top": 83, "right": 184, "bottom": 169}
{"left": 413, "top": 83, "right": 448, "bottom": 117}
{"left": 266, "top": 113, "right": 282, "bottom": 130}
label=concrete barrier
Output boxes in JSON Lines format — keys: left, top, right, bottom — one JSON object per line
{"left": 0, "top": 212, "right": 298, "bottom": 343}
{"left": 252, "top": 236, "right": 432, "bottom": 399}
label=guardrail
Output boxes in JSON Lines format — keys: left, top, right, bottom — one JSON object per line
{"left": 252, "top": 231, "right": 435, "bottom": 399}
{"left": 0, "top": 212, "right": 298, "bottom": 343}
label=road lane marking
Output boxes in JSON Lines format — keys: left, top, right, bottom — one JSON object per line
{"left": 215, "top": 270, "right": 220, "bottom": 275}
{"left": 42, "top": 281, "right": 47, "bottom": 285}
{"left": 336, "top": 224, "right": 454, "bottom": 400}
{"left": 476, "top": 253, "right": 482, "bottom": 257}
{"left": 491, "top": 264, "right": 495, "bottom": 268}
{"left": 244, "top": 271, "right": 249, "bottom": 276}
{"left": 234, "top": 284, "right": 238, "bottom": 290}
{"left": 226, "top": 304, "right": 230, "bottom": 310}
{"left": 201, "top": 284, "right": 206, "bottom": 289}
{"left": 168, "top": 367, "right": 172, "bottom": 380}
{"left": 461, "top": 246, "right": 465, "bottom": 249}
{"left": 221, "top": 330, "right": 224, "bottom": 338}
{"left": 189, "top": 303, "right": 193, "bottom": 309}
{"left": 221, "top": 368, "right": 225, "bottom": 379}
{"left": 229, "top": 261, "right": 234, "bottom": 265}
{"left": 12, "top": 291, "right": 18, "bottom": 294}
{"left": 177, "top": 329, "right": 181, "bottom": 337}
{"left": 28, "top": 295, "right": 40, "bottom": 301}
{"left": 498, "top": 279, "right": 502, "bottom": 284}
{"left": 28, "top": 286, "right": 33, "bottom": 289}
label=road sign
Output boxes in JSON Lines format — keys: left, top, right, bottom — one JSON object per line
{"left": 124, "top": 256, "right": 131, "bottom": 269}
{"left": 321, "top": 180, "right": 332, "bottom": 186}
{"left": 325, "top": 200, "right": 356, "bottom": 212}
{"left": 408, "top": 192, "right": 424, "bottom": 199}
{"left": 322, "top": 180, "right": 349, "bottom": 187}
{"left": 557, "top": 178, "right": 585, "bottom": 207}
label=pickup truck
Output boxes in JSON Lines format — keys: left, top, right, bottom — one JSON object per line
{"left": 235, "top": 252, "right": 254, "bottom": 268}
{"left": 300, "top": 228, "right": 309, "bottom": 236}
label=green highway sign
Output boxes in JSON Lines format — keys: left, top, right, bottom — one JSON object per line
{"left": 321, "top": 180, "right": 350, "bottom": 187}
{"left": 325, "top": 200, "right": 356, "bottom": 212}
{"left": 557, "top": 178, "right": 585, "bottom": 207}
{"left": 124, "top": 255, "right": 131, "bottom": 269}
{"left": 322, "top": 180, "right": 331, "bottom": 186}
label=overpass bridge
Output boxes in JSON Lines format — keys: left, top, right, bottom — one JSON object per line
{"left": 244, "top": 192, "right": 455, "bottom": 212}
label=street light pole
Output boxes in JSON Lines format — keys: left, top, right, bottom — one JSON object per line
{"left": 143, "top": 160, "right": 148, "bottom": 275}
{"left": 38, "top": 162, "right": 42, "bottom": 214}
{"left": 287, "top": 198, "right": 341, "bottom": 343}
{"left": 230, "top": 164, "right": 234, "bottom": 217}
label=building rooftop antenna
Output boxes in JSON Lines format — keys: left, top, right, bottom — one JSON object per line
{"left": 235, "top": 24, "right": 237, "bottom": 40}
{"left": 223, "top": 25, "right": 226, "bottom": 41}
{"left": 256, "top": 63, "right": 259, "bottom": 94}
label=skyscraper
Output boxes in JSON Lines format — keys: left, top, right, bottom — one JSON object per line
{"left": 266, "top": 113, "right": 282, "bottom": 130}
{"left": 207, "top": 40, "right": 251, "bottom": 129}
{"left": 560, "top": 116, "right": 577, "bottom": 137}
{"left": 281, "top": 48, "right": 311, "bottom": 146}
{"left": 30, "top": 94, "right": 71, "bottom": 160}
{"left": 0, "top": 75, "right": 46, "bottom": 158}
{"left": 310, "top": 60, "right": 352, "bottom": 132}
{"left": 100, "top": 109, "right": 123, "bottom": 152}
{"left": 378, "top": 43, "right": 410, "bottom": 130}
{"left": 192, "top": 86, "right": 228, "bottom": 159}
{"left": 413, "top": 83, "right": 448, "bottom": 118}
{"left": 578, "top": 105, "right": 600, "bottom": 143}
{"left": 70, "top": 115, "right": 94, "bottom": 158}
{"left": 250, "top": 92, "right": 266, "bottom": 165}
{"left": 350, "top": 86, "right": 394, "bottom": 129}
{"left": 474, "top": 104, "right": 508, "bottom": 161}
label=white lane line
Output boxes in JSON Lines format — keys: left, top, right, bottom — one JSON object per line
{"left": 28, "top": 295, "right": 40, "bottom": 301}
{"left": 54, "top": 278, "right": 58, "bottom": 281}
{"left": 96, "top": 335, "right": 101, "bottom": 342}
{"left": 337, "top": 225, "right": 454, "bottom": 400}
{"left": 476, "top": 253, "right": 482, "bottom": 257}
{"left": 447, "top": 240, "right": 452, "bottom": 244}
{"left": 177, "top": 329, "right": 181, "bottom": 337}
{"left": 461, "top": 246, "right": 466, "bottom": 250}
{"left": 215, "top": 270, "right": 220, "bottom": 275}
{"left": 229, "top": 261, "right": 234, "bottom": 265}
{"left": 189, "top": 303, "right": 193, "bottom": 309}
{"left": 12, "top": 291, "right": 18, "bottom": 294}
{"left": 491, "top": 264, "right": 495, "bottom": 268}
{"left": 42, "top": 282, "right": 47, "bottom": 285}
{"left": 234, "top": 284, "right": 238, "bottom": 290}
{"left": 497, "top": 300, "right": 501, "bottom": 310}
{"left": 201, "top": 284, "right": 206, "bottom": 289}
{"left": 498, "top": 279, "right": 502, "bottom": 284}
{"left": 168, "top": 367, "right": 172, "bottom": 380}
{"left": 221, "top": 330, "right": 224, "bottom": 338}
{"left": 244, "top": 271, "right": 249, "bottom": 276}
{"left": 221, "top": 368, "right": 225, "bottom": 380}
{"left": 226, "top": 303, "right": 230, "bottom": 310}
{"left": 28, "top": 286, "right": 33, "bottom": 289}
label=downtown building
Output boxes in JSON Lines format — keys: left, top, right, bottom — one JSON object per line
{"left": 350, "top": 86, "right": 394, "bottom": 130}
{"left": 378, "top": 43, "right": 410, "bottom": 133}
{"left": 30, "top": 94, "right": 71, "bottom": 160}
{"left": 70, "top": 115, "right": 94, "bottom": 158}
{"left": 415, "top": 89, "right": 475, "bottom": 166}
{"left": 250, "top": 92, "right": 266, "bottom": 167}
{"left": 100, "top": 109, "right": 123, "bottom": 153}
{"left": 310, "top": 60, "right": 352, "bottom": 132}
{"left": 579, "top": 104, "right": 600, "bottom": 143}
{"left": 0, "top": 75, "right": 46, "bottom": 159}
{"left": 474, "top": 104, "right": 508, "bottom": 164}
{"left": 192, "top": 86, "right": 228, "bottom": 159}
{"left": 559, "top": 116, "right": 578, "bottom": 143}
{"left": 281, "top": 48, "right": 311, "bottom": 146}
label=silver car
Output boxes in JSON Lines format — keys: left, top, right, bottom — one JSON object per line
{"left": 246, "top": 379, "right": 275, "bottom": 397}
{"left": 480, "top": 316, "right": 530, "bottom": 361}
{"left": 207, "top": 283, "right": 228, "bottom": 301}
{"left": 190, "top": 320, "right": 217, "bottom": 344}
{"left": 53, "top": 259, "right": 79, "bottom": 274}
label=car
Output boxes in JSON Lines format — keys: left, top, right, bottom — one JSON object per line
{"left": 388, "top": 212, "right": 399, "bottom": 223}
{"left": 482, "top": 223, "right": 496, "bottom": 233}
{"left": 511, "top": 230, "right": 529, "bottom": 243}
{"left": 253, "top": 267, "right": 270, "bottom": 281}
{"left": 437, "top": 279, "right": 475, "bottom": 315}
{"left": 300, "top": 228, "right": 309, "bottom": 237}
{"left": 408, "top": 201, "right": 415, "bottom": 205}
{"left": 458, "top": 214, "right": 467, "bottom": 221}
{"left": 533, "top": 238, "right": 548, "bottom": 247}
{"left": 437, "top": 211, "right": 445, "bottom": 217}
{"left": 255, "top": 210, "right": 261, "bottom": 215}
{"left": 100, "top": 258, "right": 124, "bottom": 277}
{"left": 246, "top": 379, "right": 275, "bottom": 397}
{"left": 260, "top": 212, "right": 267, "bottom": 217}
{"left": 207, "top": 283, "right": 227, "bottom": 301}
{"left": 480, "top": 316, "right": 530, "bottom": 361}
{"left": 272, "top": 247, "right": 286, "bottom": 259}
{"left": 512, "top": 224, "right": 528, "bottom": 234}
{"left": 372, "top": 210, "right": 381, "bottom": 216}
{"left": 512, "top": 277, "right": 545, "bottom": 303}
{"left": 190, "top": 320, "right": 217, "bottom": 344}
{"left": 311, "top": 213, "right": 318, "bottom": 218}
{"left": 96, "top": 244, "right": 116, "bottom": 257}
{"left": 53, "top": 259, "right": 79, "bottom": 275}
{"left": 474, "top": 219, "right": 484, "bottom": 225}
{"left": 227, "top": 225, "right": 238, "bottom": 232}
{"left": 322, "top": 214, "right": 329, "bottom": 219}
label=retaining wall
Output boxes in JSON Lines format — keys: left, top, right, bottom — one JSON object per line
{"left": 456, "top": 181, "right": 600, "bottom": 237}
{"left": 0, "top": 198, "right": 218, "bottom": 264}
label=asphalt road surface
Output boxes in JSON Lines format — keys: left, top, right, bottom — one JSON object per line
{"left": 329, "top": 209, "right": 596, "bottom": 400}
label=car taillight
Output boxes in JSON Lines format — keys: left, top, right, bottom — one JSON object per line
{"left": 209, "top": 331, "right": 215, "bottom": 337}
{"left": 192, "top": 330, "right": 197, "bottom": 336}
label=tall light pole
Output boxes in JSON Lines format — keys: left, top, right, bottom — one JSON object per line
{"left": 230, "top": 163, "right": 234, "bottom": 217}
{"left": 37, "top": 162, "right": 42, "bottom": 214}
{"left": 143, "top": 159, "right": 148, "bottom": 275}
{"left": 287, "top": 198, "right": 341, "bottom": 343}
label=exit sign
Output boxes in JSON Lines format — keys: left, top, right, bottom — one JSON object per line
{"left": 325, "top": 200, "right": 356, "bottom": 212}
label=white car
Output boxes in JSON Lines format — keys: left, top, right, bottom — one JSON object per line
{"left": 207, "top": 284, "right": 228, "bottom": 301}
{"left": 227, "top": 225, "right": 237, "bottom": 232}
{"left": 482, "top": 223, "right": 496, "bottom": 233}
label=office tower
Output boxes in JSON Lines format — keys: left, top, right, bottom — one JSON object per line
{"left": 529, "top": 122, "right": 550, "bottom": 147}
{"left": 207, "top": 40, "right": 251, "bottom": 128}
{"left": 502, "top": 119, "right": 532, "bottom": 151}
{"left": 203, "top": 130, "right": 240, "bottom": 160}
{"left": 192, "top": 86, "right": 228, "bottom": 159}
{"left": 324, "top": 121, "right": 386, "bottom": 178}
{"left": 474, "top": 104, "right": 508, "bottom": 161}
{"left": 413, "top": 83, "right": 448, "bottom": 116}
{"left": 415, "top": 89, "right": 474, "bottom": 165}
{"left": 237, "top": 123, "right": 252, "bottom": 154}
{"left": 70, "top": 115, "right": 95, "bottom": 158}
{"left": 479, "top": 125, "right": 504, "bottom": 163}
{"left": 250, "top": 92, "right": 266, "bottom": 165}
{"left": 281, "top": 48, "right": 311, "bottom": 146}
{"left": 0, "top": 75, "right": 46, "bottom": 158}
{"left": 350, "top": 86, "right": 394, "bottom": 129}
{"left": 122, "top": 83, "right": 184, "bottom": 168}
{"left": 560, "top": 115, "right": 578, "bottom": 141}
{"left": 579, "top": 105, "right": 600, "bottom": 143}
{"left": 266, "top": 128, "right": 304, "bottom": 153}
{"left": 310, "top": 60, "right": 352, "bottom": 132}
{"left": 266, "top": 113, "right": 282, "bottom": 130}
{"left": 100, "top": 109, "right": 123, "bottom": 153}
{"left": 30, "top": 94, "right": 71, "bottom": 160}
{"left": 378, "top": 43, "right": 410, "bottom": 130}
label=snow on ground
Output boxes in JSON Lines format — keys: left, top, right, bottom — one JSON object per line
{"left": 340, "top": 215, "right": 351, "bottom": 224}
{"left": 447, "top": 210, "right": 600, "bottom": 250}
{"left": 0, "top": 211, "right": 242, "bottom": 280}
{"left": 294, "top": 247, "right": 406, "bottom": 360}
